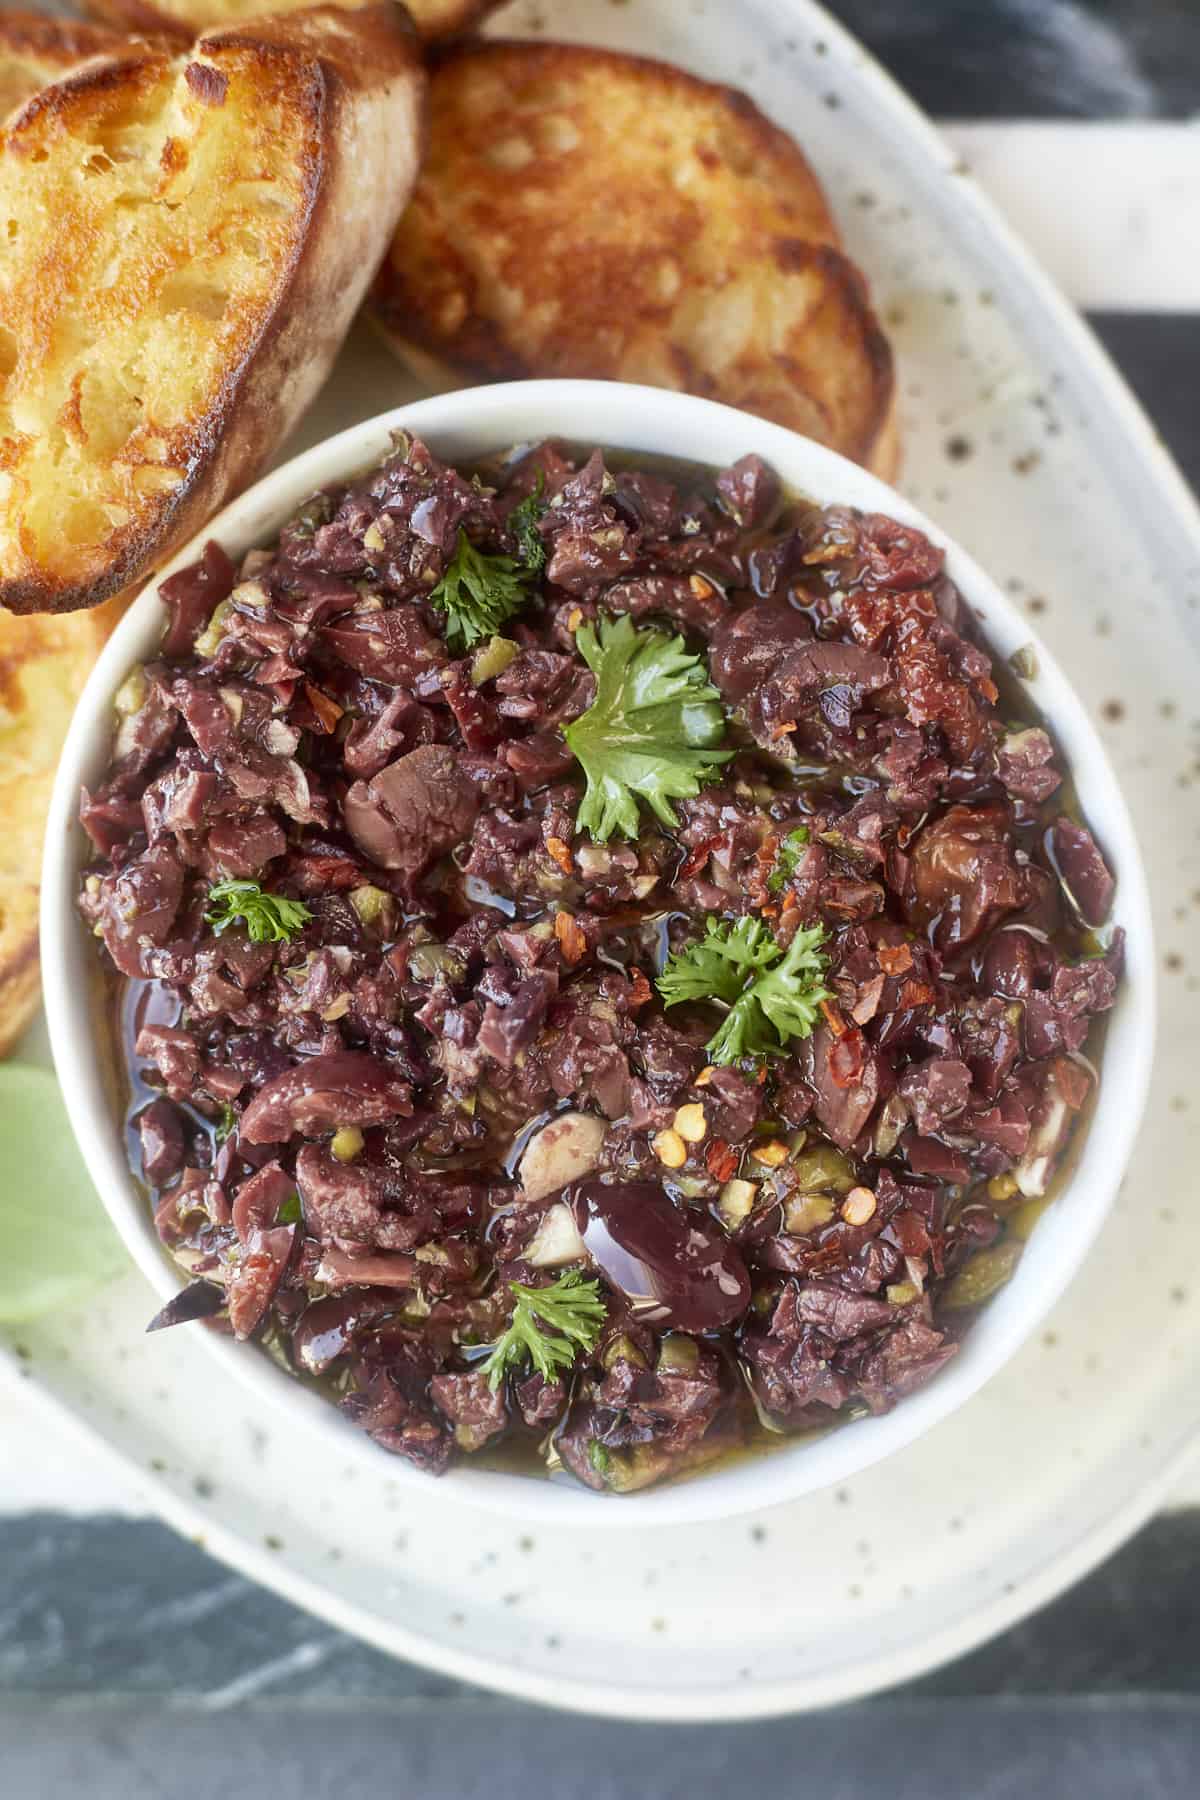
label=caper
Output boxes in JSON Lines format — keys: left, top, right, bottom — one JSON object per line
{"left": 330, "top": 1126, "right": 364, "bottom": 1163}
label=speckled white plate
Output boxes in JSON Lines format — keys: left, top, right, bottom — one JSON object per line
{"left": 5, "top": 0, "right": 1200, "bottom": 1721}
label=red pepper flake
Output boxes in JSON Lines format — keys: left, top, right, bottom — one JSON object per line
{"left": 678, "top": 833, "right": 724, "bottom": 880}
{"left": 749, "top": 830, "right": 780, "bottom": 906}
{"left": 770, "top": 720, "right": 797, "bottom": 740}
{"left": 755, "top": 1064, "right": 768, "bottom": 1085}
{"left": 802, "top": 540, "right": 850, "bottom": 566}
{"left": 689, "top": 574, "right": 715, "bottom": 600}
{"left": 820, "top": 998, "right": 848, "bottom": 1038}
{"left": 626, "top": 968, "right": 653, "bottom": 1010}
{"left": 303, "top": 683, "right": 344, "bottom": 734}
{"left": 1053, "top": 1055, "right": 1092, "bottom": 1110}
{"left": 705, "top": 1139, "right": 738, "bottom": 1183}
{"left": 877, "top": 942, "right": 914, "bottom": 977}
{"left": 828, "top": 1027, "right": 866, "bottom": 1089}
{"left": 554, "top": 911, "right": 586, "bottom": 965}
{"left": 897, "top": 979, "right": 935, "bottom": 1009}
{"left": 803, "top": 1239, "right": 849, "bottom": 1276}
{"left": 545, "top": 835, "right": 574, "bottom": 875}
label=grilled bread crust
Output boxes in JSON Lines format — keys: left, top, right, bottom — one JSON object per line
{"left": 0, "top": 3, "right": 426, "bottom": 616}
{"left": 84, "top": 0, "right": 501, "bottom": 46}
{"left": 0, "top": 10, "right": 146, "bottom": 118}
{"left": 0, "top": 27, "right": 157, "bottom": 1042}
{"left": 0, "top": 590, "right": 131, "bottom": 1053}
{"left": 371, "top": 41, "right": 897, "bottom": 476}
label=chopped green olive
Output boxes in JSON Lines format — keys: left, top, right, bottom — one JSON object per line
{"left": 193, "top": 599, "right": 232, "bottom": 658}
{"left": 408, "top": 942, "right": 467, "bottom": 983}
{"left": 940, "top": 1239, "right": 1023, "bottom": 1310}
{"left": 656, "top": 1334, "right": 700, "bottom": 1375}
{"left": 789, "top": 1145, "right": 856, "bottom": 1195}
{"left": 470, "top": 635, "right": 520, "bottom": 686}
{"left": 348, "top": 885, "right": 395, "bottom": 931}
{"left": 783, "top": 1192, "right": 836, "bottom": 1235}
{"left": 601, "top": 1332, "right": 649, "bottom": 1372}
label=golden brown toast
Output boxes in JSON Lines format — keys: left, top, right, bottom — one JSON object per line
{"left": 370, "top": 42, "right": 897, "bottom": 476}
{"left": 0, "top": 3, "right": 426, "bottom": 616}
{"left": 0, "top": 10, "right": 139, "bottom": 118}
{"left": 0, "top": 591, "right": 130, "bottom": 1053}
{"left": 84, "top": 0, "right": 500, "bottom": 46}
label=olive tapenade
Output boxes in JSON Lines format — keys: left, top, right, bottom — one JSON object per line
{"left": 79, "top": 435, "right": 1121, "bottom": 1493}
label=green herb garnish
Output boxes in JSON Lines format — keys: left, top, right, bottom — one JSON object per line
{"left": 481, "top": 1270, "right": 607, "bottom": 1392}
{"left": 509, "top": 477, "right": 547, "bottom": 574}
{"left": 563, "top": 613, "right": 731, "bottom": 841}
{"left": 204, "top": 880, "right": 312, "bottom": 945}
{"left": 767, "top": 826, "right": 811, "bottom": 894}
{"left": 658, "top": 916, "right": 831, "bottom": 1065}
{"left": 215, "top": 1101, "right": 237, "bottom": 1143}
{"left": 276, "top": 1193, "right": 302, "bottom": 1226}
{"left": 430, "top": 529, "right": 535, "bottom": 652}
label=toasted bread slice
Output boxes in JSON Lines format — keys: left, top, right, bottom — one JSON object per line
{"left": 0, "top": 10, "right": 138, "bottom": 119}
{"left": 0, "top": 4, "right": 426, "bottom": 615}
{"left": 84, "top": 0, "right": 500, "bottom": 46}
{"left": 0, "top": 592, "right": 130, "bottom": 1053}
{"left": 371, "top": 42, "right": 896, "bottom": 474}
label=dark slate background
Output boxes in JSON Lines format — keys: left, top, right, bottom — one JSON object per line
{"left": 4, "top": 1, "right": 1200, "bottom": 1793}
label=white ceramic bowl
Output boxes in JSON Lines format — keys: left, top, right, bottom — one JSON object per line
{"left": 42, "top": 381, "right": 1155, "bottom": 1528}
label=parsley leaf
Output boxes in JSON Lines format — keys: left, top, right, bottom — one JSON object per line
{"left": 430, "top": 529, "right": 535, "bottom": 652}
{"left": 655, "top": 915, "right": 778, "bottom": 1007}
{"left": 508, "top": 477, "right": 547, "bottom": 574}
{"left": 204, "top": 880, "right": 312, "bottom": 945}
{"left": 563, "top": 613, "right": 731, "bottom": 841}
{"left": 767, "top": 826, "right": 811, "bottom": 894}
{"left": 658, "top": 916, "right": 831, "bottom": 1065}
{"left": 481, "top": 1269, "right": 607, "bottom": 1392}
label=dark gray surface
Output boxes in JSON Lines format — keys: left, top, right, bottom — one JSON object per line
{"left": 4, "top": 1697, "right": 1200, "bottom": 1800}
{"left": 1091, "top": 317, "right": 1200, "bottom": 492}
{"left": 837, "top": 0, "right": 1200, "bottom": 117}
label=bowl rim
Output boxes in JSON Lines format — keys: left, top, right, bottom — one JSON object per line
{"left": 41, "top": 378, "right": 1157, "bottom": 1528}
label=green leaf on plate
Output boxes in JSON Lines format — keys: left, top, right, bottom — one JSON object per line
{"left": 0, "top": 1065, "right": 127, "bottom": 1323}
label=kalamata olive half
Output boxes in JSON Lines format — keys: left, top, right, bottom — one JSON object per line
{"left": 572, "top": 1177, "right": 750, "bottom": 1333}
